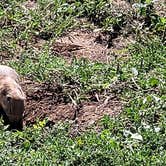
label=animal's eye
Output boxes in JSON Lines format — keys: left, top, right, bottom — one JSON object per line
{"left": 7, "top": 96, "right": 11, "bottom": 103}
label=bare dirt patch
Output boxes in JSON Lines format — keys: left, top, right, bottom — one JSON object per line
{"left": 22, "top": 79, "right": 122, "bottom": 131}
{"left": 51, "top": 29, "right": 133, "bottom": 63}
{"left": 51, "top": 29, "right": 110, "bottom": 62}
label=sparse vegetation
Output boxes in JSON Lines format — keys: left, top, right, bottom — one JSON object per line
{"left": 0, "top": 0, "right": 166, "bottom": 165}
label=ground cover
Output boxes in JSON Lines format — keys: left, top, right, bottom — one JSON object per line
{"left": 0, "top": 0, "right": 165, "bottom": 165}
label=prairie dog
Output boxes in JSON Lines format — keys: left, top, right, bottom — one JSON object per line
{"left": 0, "top": 65, "right": 25, "bottom": 130}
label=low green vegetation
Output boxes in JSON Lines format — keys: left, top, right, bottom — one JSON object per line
{"left": 0, "top": 0, "right": 166, "bottom": 165}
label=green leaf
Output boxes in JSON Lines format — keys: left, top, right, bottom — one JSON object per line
{"left": 148, "top": 77, "right": 159, "bottom": 87}
{"left": 22, "top": 140, "right": 31, "bottom": 150}
{"left": 146, "top": 0, "right": 152, "bottom": 4}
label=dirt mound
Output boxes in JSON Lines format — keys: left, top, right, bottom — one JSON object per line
{"left": 51, "top": 29, "right": 133, "bottom": 62}
{"left": 22, "top": 79, "right": 122, "bottom": 131}
{"left": 51, "top": 29, "right": 110, "bottom": 62}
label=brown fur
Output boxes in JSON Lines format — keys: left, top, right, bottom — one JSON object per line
{"left": 0, "top": 67, "right": 26, "bottom": 130}
{"left": 0, "top": 65, "right": 19, "bottom": 82}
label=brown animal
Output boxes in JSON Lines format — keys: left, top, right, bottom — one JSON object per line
{"left": 0, "top": 65, "right": 26, "bottom": 130}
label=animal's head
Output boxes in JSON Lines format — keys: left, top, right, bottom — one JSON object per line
{"left": 0, "top": 76, "right": 26, "bottom": 130}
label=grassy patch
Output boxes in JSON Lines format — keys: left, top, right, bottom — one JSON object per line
{"left": 3, "top": 37, "right": 166, "bottom": 165}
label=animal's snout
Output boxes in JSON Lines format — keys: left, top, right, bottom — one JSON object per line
{"left": 2, "top": 113, "right": 23, "bottom": 130}
{"left": 9, "top": 118, "right": 23, "bottom": 131}
{"left": 3, "top": 97, "right": 25, "bottom": 130}
{"left": 6, "top": 99, "right": 25, "bottom": 115}
{"left": 7, "top": 114, "right": 23, "bottom": 123}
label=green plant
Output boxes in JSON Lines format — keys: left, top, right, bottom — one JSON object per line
{"left": 0, "top": 1, "right": 165, "bottom": 165}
